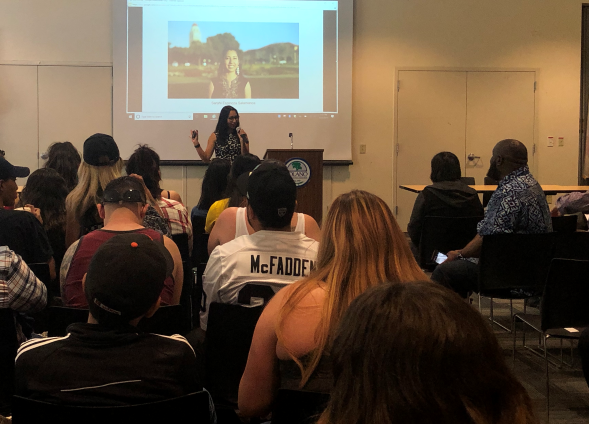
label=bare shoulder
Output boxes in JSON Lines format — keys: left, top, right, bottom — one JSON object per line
{"left": 217, "top": 207, "right": 238, "bottom": 222}
{"left": 303, "top": 214, "right": 321, "bottom": 242}
{"left": 164, "top": 190, "right": 183, "bottom": 204}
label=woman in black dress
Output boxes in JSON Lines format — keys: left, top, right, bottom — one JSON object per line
{"left": 191, "top": 105, "right": 250, "bottom": 163}
{"left": 208, "top": 48, "right": 251, "bottom": 99}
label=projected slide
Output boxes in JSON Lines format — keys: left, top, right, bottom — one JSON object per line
{"left": 113, "top": 0, "right": 353, "bottom": 161}
{"left": 168, "top": 22, "right": 300, "bottom": 99}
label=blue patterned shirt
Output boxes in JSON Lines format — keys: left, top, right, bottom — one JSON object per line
{"left": 477, "top": 166, "right": 552, "bottom": 236}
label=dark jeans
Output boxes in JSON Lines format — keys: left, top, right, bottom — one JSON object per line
{"left": 431, "top": 259, "right": 479, "bottom": 298}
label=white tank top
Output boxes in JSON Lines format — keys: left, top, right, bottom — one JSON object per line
{"left": 235, "top": 207, "right": 305, "bottom": 238}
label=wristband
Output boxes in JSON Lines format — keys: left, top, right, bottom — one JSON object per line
{"left": 194, "top": 143, "right": 201, "bottom": 149}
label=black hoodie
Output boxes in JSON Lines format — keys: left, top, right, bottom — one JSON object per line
{"left": 407, "top": 180, "right": 484, "bottom": 247}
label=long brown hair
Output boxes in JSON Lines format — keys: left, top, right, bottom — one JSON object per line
{"left": 277, "top": 190, "right": 427, "bottom": 385}
{"left": 317, "top": 282, "right": 538, "bottom": 424}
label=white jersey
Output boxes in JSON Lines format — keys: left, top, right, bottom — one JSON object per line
{"left": 235, "top": 207, "right": 305, "bottom": 238}
{"left": 200, "top": 230, "right": 319, "bottom": 330}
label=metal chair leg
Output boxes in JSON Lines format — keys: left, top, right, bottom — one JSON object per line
{"left": 545, "top": 334, "right": 550, "bottom": 422}
{"left": 512, "top": 315, "right": 517, "bottom": 369}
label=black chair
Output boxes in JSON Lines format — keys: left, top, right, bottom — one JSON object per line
{"left": 11, "top": 391, "right": 212, "bottom": 424}
{"left": 191, "top": 215, "right": 210, "bottom": 267}
{"left": 482, "top": 176, "right": 497, "bottom": 208}
{"left": 0, "top": 309, "right": 17, "bottom": 416}
{"left": 271, "top": 389, "right": 330, "bottom": 424}
{"left": 477, "top": 233, "right": 555, "bottom": 330}
{"left": 27, "top": 263, "right": 56, "bottom": 296}
{"left": 138, "top": 305, "right": 186, "bottom": 336}
{"left": 171, "top": 233, "right": 190, "bottom": 263}
{"left": 552, "top": 231, "right": 589, "bottom": 261}
{"left": 46, "top": 306, "right": 89, "bottom": 337}
{"left": 204, "top": 302, "right": 265, "bottom": 405}
{"left": 237, "top": 284, "right": 277, "bottom": 305}
{"left": 418, "top": 216, "right": 482, "bottom": 269}
{"left": 551, "top": 215, "right": 578, "bottom": 233}
{"left": 513, "top": 259, "right": 589, "bottom": 421}
{"left": 460, "top": 176, "right": 475, "bottom": 185}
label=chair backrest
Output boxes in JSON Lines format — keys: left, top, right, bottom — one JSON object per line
{"left": 28, "top": 262, "right": 57, "bottom": 296}
{"left": 482, "top": 176, "right": 498, "bottom": 208}
{"left": 191, "top": 215, "right": 209, "bottom": 267}
{"left": 271, "top": 389, "right": 330, "bottom": 424}
{"left": 551, "top": 215, "right": 578, "bottom": 233}
{"left": 540, "top": 259, "right": 589, "bottom": 331}
{"left": 204, "top": 302, "right": 265, "bottom": 405}
{"left": 418, "top": 216, "right": 482, "bottom": 268}
{"left": 11, "top": 391, "right": 211, "bottom": 424}
{"left": 478, "top": 233, "right": 555, "bottom": 295}
{"left": 552, "top": 231, "right": 589, "bottom": 261}
{"left": 0, "top": 308, "right": 17, "bottom": 416}
{"left": 171, "top": 233, "right": 190, "bottom": 263}
{"left": 137, "top": 305, "right": 186, "bottom": 336}
{"left": 237, "top": 283, "right": 279, "bottom": 305}
{"left": 460, "top": 176, "right": 475, "bottom": 185}
{"left": 46, "top": 306, "right": 89, "bottom": 337}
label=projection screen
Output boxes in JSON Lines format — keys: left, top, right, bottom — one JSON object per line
{"left": 113, "top": 0, "right": 353, "bottom": 162}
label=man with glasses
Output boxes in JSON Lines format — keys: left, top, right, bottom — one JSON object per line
{"left": 431, "top": 139, "right": 552, "bottom": 298}
{"left": 61, "top": 176, "right": 183, "bottom": 308}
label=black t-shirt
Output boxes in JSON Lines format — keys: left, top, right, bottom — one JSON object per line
{"left": 0, "top": 209, "right": 53, "bottom": 264}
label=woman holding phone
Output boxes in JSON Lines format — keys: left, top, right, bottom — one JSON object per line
{"left": 191, "top": 105, "right": 250, "bottom": 163}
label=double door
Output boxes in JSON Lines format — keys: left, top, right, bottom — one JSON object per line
{"left": 395, "top": 70, "right": 536, "bottom": 231}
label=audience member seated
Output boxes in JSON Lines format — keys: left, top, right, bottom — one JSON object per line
{"left": 17, "top": 169, "right": 69, "bottom": 274}
{"left": 43, "top": 141, "right": 81, "bottom": 193}
{"left": 191, "top": 158, "right": 231, "bottom": 228}
{"left": 0, "top": 157, "right": 55, "bottom": 279}
{"left": 15, "top": 233, "right": 202, "bottom": 406}
{"left": 126, "top": 145, "right": 193, "bottom": 252}
{"left": 407, "top": 151, "right": 483, "bottom": 251}
{"left": 61, "top": 177, "right": 183, "bottom": 308}
{"left": 200, "top": 161, "right": 319, "bottom": 330}
{"left": 208, "top": 204, "right": 321, "bottom": 255}
{"left": 238, "top": 190, "right": 427, "bottom": 417}
{"left": 65, "top": 133, "right": 124, "bottom": 247}
{"left": 316, "top": 282, "right": 538, "bottom": 424}
{"left": 65, "top": 134, "right": 168, "bottom": 248}
{"left": 1, "top": 247, "right": 47, "bottom": 344}
{"left": 431, "top": 139, "right": 552, "bottom": 298}
{"left": 552, "top": 189, "right": 589, "bottom": 217}
{"left": 204, "top": 153, "right": 260, "bottom": 233}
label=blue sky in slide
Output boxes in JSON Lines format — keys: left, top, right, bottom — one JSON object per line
{"left": 168, "top": 21, "right": 299, "bottom": 51}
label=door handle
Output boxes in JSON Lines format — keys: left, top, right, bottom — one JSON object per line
{"left": 467, "top": 153, "right": 480, "bottom": 162}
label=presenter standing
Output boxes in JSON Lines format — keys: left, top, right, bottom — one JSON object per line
{"left": 209, "top": 49, "right": 251, "bottom": 99}
{"left": 191, "top": 105, "right": 250, "bottom": 163}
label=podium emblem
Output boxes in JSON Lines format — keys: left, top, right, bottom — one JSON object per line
{"left": 285, "top": 158, "right": 311, "bottom": 187}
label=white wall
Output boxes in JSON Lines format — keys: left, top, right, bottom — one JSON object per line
{"left": 0, "top": 0, "right": 584, "bottom": 214}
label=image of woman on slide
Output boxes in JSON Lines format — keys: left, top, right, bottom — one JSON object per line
{"left": 191, "top": 105, "right": 250, "bottom": 163}
{"left": 209, "top": 49, "right": 251, "bottom": 99}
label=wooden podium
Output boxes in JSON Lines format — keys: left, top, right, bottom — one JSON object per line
{"left": 264, "top": 149, "right": 324, "bottom": 224}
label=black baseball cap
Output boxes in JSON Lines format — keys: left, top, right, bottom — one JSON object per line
{"left": 83, "top": 133, "right": 120, "bottom": 166}
{"left": 247, "top": 161, "right": 297, "bottom": 228}
{"left": 85, "top": 233, "right": 174, "bottom": 327}
{"left": 101, "top": 176, "right": 147, "bottom": 205}
{"left": 0, "top": 157, "right": 30, "bottom": 180}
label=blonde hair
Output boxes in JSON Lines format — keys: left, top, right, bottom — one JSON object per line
{"left": 277, "top": 190, "right": 427, "bottom": 385}
{"left": 65, "top": 159, "right": 123, "bottom": 224}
